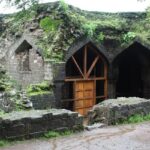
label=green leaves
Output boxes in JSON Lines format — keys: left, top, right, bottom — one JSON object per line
{"left": 82, "top": 23, "right": 97, "bottom": 38}
{"left": 123, "top": 32, "right": 136, "bottom": 43}
{"left": 59, "top": 0, "right": 69, "bottom": 13}
{"left": 97, "top": 32, "right": 105, "bottom": 43}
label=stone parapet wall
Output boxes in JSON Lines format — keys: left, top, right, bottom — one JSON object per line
{"left": 29, "top": 93, "right": 55, "bottom": 109}
{"left": 87, "top": 97, "right": 150, "bottom": 125}
{"left": 0, "top": 109, "right": 83, "bottom": 140}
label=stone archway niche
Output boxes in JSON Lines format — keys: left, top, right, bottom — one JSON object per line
{"left": 114, "top": 42, "right": 150, "bottom": 98}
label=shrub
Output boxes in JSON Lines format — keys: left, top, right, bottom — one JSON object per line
{"left": 59, "top": 0, "right": 69, "bottom": 13}
{"left": 40, "top": 17, "right": 61, "bottom": 32}
{"left": 123, "top": 32, "right": 136, "bottom": 43}
{"left": 82, "top": 23, "right": 97, "bottom": 37}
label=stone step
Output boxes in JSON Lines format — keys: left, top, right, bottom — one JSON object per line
{"left": 85, "top": 123, "right": 107, "bottom": 131}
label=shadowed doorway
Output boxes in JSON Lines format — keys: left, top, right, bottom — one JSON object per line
{"left": 115, "top": 42, "right": 150, "bottom": 98}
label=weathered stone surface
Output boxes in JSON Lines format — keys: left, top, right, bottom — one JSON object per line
{"left": 87, "top": 97, "right": 150, "bottom": 125}
{"left": 29, "top": 93, "right": 55, "bottom": 109}
{"left": 0, "top": 109, "right": 83, "bottom": 140}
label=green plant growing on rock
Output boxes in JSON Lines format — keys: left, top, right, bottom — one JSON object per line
{"left": 0, "top": 140, "right": 9, "bottom": 147}
{"left": 97, "top": 32, "right": 105, "bottom": 43}
{"left": 116, "top": 113, "right": 150, "bottom": 125}
{"left": 59, "top": 0, "right": 69, "bottom": 13}
{"left": 123, "top": 32, "right": 136, "bottom": 43}
{"left": 44, "top": 130, "right": 73, "bottom": 139}
{"left": 0, "top": 65, "right": 14, "bottom": 92}
{"left": 26, "top": 81, "right": 53, "bottom": 96}
{"left": 82, "top": 23, "right": 97, "bottom": 37}
{"left": 40, "top": 17, "right": 62, "bottom": 32}
{"left": 44, "top": 131, "right": 60, "bottom": 138}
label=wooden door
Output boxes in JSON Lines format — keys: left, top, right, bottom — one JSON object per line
{"left": 74, "top": 80, "right": 95, "bottom": 115}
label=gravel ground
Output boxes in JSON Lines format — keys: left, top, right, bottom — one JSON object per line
{"left": 1, "top": 121, "right": 150, "bottom": 150}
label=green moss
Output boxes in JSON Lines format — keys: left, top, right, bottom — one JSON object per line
{"left": 26, "top": 81, "right": 53, "bottom": 96}
{"left": 28, "top": 91, "right": 51, "bottom": 96}
{"left": 40, "top": 17, "right": 62, "bottom": 32}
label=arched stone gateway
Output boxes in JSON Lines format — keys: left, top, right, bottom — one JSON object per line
{"left": 113, "top": 41, "right": 150, "bottom": 98}
{"left": 59, "top": 40, "right": 109, "bottom": 115}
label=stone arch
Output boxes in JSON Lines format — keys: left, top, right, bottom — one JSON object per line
{"left": 6, "top": 34, "right": 44, "bottom": 88}
{"left": 58, "top": 38, "right": 109, "bottom": 115}
{"left": 65, "top": 38, "right": 109, "bottom": 64}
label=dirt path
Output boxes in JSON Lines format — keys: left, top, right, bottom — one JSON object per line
{"left": 1, "top": 122, "right": 150, "bottom": 150}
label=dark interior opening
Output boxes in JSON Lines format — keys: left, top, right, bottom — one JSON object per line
{"left": 61, "top": 82, "right": 74, "bottom": 111}
{"left": 66, "top": 45, "right": 105, "bottom": 78}
{"left": 15, "top": 40, "right": 32, "bottom": 53}
{"left": 96, "top": 80, "right": 105, "bottom": 103}
{"left": 116, "top": 54, "right": 142, "bottom": 97}
{"left": 116, "top": 42, "right": 150, "bottom": 98}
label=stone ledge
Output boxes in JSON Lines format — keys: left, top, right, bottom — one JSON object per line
{"left": 0, "top": 109, "right": 83, "bottom": 140}
{"left": 87, "top": 97, "right": 150, "bottom": 125}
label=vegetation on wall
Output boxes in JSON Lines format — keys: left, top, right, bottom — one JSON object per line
{"left": 115, "top": 113, "right": 150, "bottom": 125}
{"left": 122, "top": 32, "right": 136, "bottom": 43}
{"left": 1, "top": 1, "right": 150, "bottom": 62}
{"left": 59, "top": 0, "right": 69, "bottom": 13}
{"left": 40, "top": 17, "right": 62, "bottom": 32}
{"left": 26, "top": 81, "right": 53, "bottom": 96}
{"left": 0, "top": 65, "right": 13, "bottom": 92}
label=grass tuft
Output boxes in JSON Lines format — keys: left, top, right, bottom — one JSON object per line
{"left": 116, "top": 113, "right": 150, "bottom": 125}
{"left": 0, "top": 140, "right": 9, "bottom": 147}
{"left": 44, "top": 130, "right": 73, "bottom": 139}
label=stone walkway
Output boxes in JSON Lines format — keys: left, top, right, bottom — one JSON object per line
{"left": 1, "top": 121, "right": 150, "bottom": 150}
